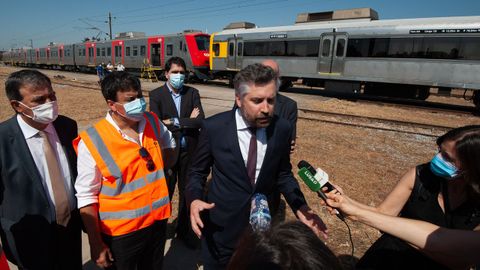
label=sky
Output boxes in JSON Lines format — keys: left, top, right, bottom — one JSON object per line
{"left": 1, "top": 0, "right": 479, "bottom": 51}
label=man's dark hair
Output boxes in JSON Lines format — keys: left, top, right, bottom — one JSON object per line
{"left": 233, "top": 63, "right": 278, "bottom": 97}
{"left": 5, "top": 69, "right": 52, "bottom": 101}
{"left": 101, "top": 71, "right": 141, "bottom": 101}
{"left": 228, "top": 221, "right": 342, "bottom": 270}
{"left": 165, "top": 56, "right": 186, "bottom": 72}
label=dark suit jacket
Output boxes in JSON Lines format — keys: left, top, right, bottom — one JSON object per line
{"left": 275, "top": 93, "right": 297, "bottom": 141}
{"left": 0, "top": 115, "right": 80, "bottom": 269}
{"left": 186, "top": 110, "right": 307, "bottom": 260}
{"left": 149, "top": 84, "right": 205, "bottom": 160}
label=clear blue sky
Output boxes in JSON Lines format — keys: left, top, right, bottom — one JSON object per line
{"left": 1, "top": 0, "right": 479, "bottom": 51}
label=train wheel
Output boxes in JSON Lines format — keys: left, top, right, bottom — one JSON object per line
{"left": 415, "top": 87, "right": 430, "bottom": 100}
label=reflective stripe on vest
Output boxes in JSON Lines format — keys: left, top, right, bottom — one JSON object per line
{"left": 99, "top": 195, "right": 169, "bottom": 220}
{"left": 144, "top": 112, "right": 161, "bottom": 142}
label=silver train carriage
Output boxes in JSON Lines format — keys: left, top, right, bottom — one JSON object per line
{"left": 210, "top": 10, "right": 480, "bottom": 106}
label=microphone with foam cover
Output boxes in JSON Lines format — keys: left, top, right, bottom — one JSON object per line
{"left": 297, "top": 162, "right": 345, "bottom": 221}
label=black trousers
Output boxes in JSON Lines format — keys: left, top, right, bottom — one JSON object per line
{"left": 14, "top": 210, "right": 82, "bottom": 270}
{"left": 167, "top": 149, "right": 195, "bottom": 240}
{"left": 102, "top": 220, "right": 168, "bottom": 270}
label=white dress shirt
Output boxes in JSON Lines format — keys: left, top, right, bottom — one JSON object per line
{"left": 16, "top": 114, "right": 76, "bottom": 219}
{"left": 235, "top": 109, "right": 267, "bottom": 184}
{"left": 75, "top": 112, "right": 176, "bottom": 208}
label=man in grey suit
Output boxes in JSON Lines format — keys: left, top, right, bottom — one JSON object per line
{"left": 0, "top": 70, "right": 81, "bottom": 269}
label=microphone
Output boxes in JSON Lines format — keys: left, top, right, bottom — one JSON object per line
{"left": 297, "top": 161, "right": 345, "bottom": 221}
{"left": 297, "top": 160, "right": 335, "bottom": 193}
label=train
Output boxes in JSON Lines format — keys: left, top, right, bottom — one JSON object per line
{"left": 2, "top": 8, "right": 480, "bottom": 108}
{"left": 209, "top": 8, "right": 480, "bottom": 107}
{"left": 2, "top": 30, "right": 210, "bottom": 80}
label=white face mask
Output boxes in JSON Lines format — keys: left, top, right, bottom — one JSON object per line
{"left": 19, "top": 100, "right": 59, "bottom": 124}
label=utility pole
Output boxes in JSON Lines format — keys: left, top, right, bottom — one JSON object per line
{"left": 108, "top": 12, "right": 112, "bottom": 40}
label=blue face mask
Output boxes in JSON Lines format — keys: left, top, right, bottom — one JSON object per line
{"left": 169, "top": 73, "right": 185, "bottom": 89}
{"left": 430, "top": 152, "right": 459, "bottom": 179}
{"left": 119, "top": 97, "right": 146, "bottom": 122}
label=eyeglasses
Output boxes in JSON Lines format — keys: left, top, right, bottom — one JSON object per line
{"left": 139, "top": 147, "right": 155, "bottom": 171}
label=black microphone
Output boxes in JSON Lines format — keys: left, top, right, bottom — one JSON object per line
{"left": 297, "top": 160, "right": 336, "bottom": 193}
{"left": 297, "top": 161, "right": 345, "bottom": 221}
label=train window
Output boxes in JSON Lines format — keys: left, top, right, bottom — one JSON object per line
{"left": 244, "top": 41, "right": 267, "bottom": 56}
{"left": 126, "top": 47, "right": 131, "bottom": 56}
{"left": 107, "top": 47, "right": 111, "bottom": 56}
{"left": 167, "top": 44, "right": 173, "bottom": 56}
{"left": 371, "top": 38, "right": 389, "bottom": 57}
{"left": 132, "top": 46, "right": 138, "bottom": 56}
{"left": 78, "top": 49, "right": 81, "bottom": 56}
{"left": 422, "top": 37, "right": 461, "bottom": 59}
{"left": 269, "top": 41, "right": 285, "bottom": 56}
{"left": 237, "top": 42, "right": 243, "bottom": 56}
{"left": 229, "top": 43, "right": 234, "bottom": 56}
{"left": 286, "top": 40, "right": 319, "bottom": 57}
{"left": 322, "top": 39, "right": 331, "bottom": 57}
{"left": 83, "top": 49, "right": 86, "bottom": 56}
{"left": 460, "top": 37, "right": 480, "bottom": 60}
{"left": 195, "top": 35, "right": 209, "bottom": 51}
{"left": 336, "top": 39, "right": 346, "bottom": 57}
{"left": 97, "top": 48, "right": 100, "bottom": 57}
{"left": 89, "top": 48, "right": 94, "bottom": 57}
{"left": 388, "top": 38, "right": 414, "bottom": 57}
{"left": 115, "top": 46, "right": 122, "bottom": 57}
{"left": 213, "top": 43, "right": 220, "bottom": 56}
{"left": 102, "top": 48, "right": 106, "bottom": 56}
{"left": 347, "top": 39, "right": 369, "bottom": 57}
{"left": 140, "top": 46, "right": 146, "bottom": 56}
{"left": 180, "top": 41, "right": 183, "bottom": 51}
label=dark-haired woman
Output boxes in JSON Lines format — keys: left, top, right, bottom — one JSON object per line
{"left": 326, "top": 125, "right": 480, "bottom": 269}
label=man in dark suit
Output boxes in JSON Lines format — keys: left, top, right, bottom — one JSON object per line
{"left": 0, "top": 69, "right": 82, "bottom": 269}
{"left": 186, "top": 64, "right": 327, "bottom": 269}
{"left": 150, "top": 57, "right": 205, "bottom": 247}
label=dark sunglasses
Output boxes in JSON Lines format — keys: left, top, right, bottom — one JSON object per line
{"left": 139, "top": 147, "right": 155, "bottom": 172}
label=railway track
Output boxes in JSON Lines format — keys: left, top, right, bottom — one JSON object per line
{"left": 299, "top": 108, "right": 451, "bottom": 138}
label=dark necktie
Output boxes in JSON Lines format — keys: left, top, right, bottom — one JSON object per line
{"left": 246, "top": 127, "right": 257, "bottom": 186}
{"left": 39, "top": 131, "right": 71, "bottom": 226}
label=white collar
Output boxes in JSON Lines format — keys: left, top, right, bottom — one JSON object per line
{"left": 16, "top": 114, "right": 55, "bottom": 139}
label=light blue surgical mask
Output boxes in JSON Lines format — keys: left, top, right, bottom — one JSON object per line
{"left": 169, "top": 73, "right": 185, "bottom": 89}
{"left": 430, "top": 152, "right": 459, "bottom": 180}
{"left": 117, "top": 97, "right": 146, "bottom": 122}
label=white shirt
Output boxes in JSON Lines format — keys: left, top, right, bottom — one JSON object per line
{"left": 75, "top": 112, "right": 176, "bottom": 208}
{"left": 235, "top": 109, "right": 267, "bottom": 184}
{"left": 116, "top": 64, "right": 125, "bottom": 71}
{"left": 16, "top": 114, "right": 76, "bottom": 219}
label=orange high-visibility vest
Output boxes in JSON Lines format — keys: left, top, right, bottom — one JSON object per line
{"left": 74, "top": 112, "right": 171, "bottom": 236}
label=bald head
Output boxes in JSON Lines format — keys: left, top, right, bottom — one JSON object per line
{"left": 261, "top": 59, "right": 280, "bottom": 77}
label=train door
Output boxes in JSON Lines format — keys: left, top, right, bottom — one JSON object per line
{"left": 46, "top": 48, "right": 50, "bottom": 64}
{"left": 112, "top": 40, "right": 124, "bottom": 64}
{"left": 236, "top": 38, "right": 243, "bottom": 70}
{"left": 88, "top": 46, "right": 95, "bottom": 66}
{"left": 331, "top": 33, "right": 347, "bottom": 74}
{"left": 227, "top": 38, "right": 236, "bottom": 69}
{"left": 59, "top": 46, "right": 64, "bottom": 65}
{"left": 318, "top": 32, "right": 347, "bottom": 75}
{"left": 151, "top": 43, "right": 161, "bottom": 66}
